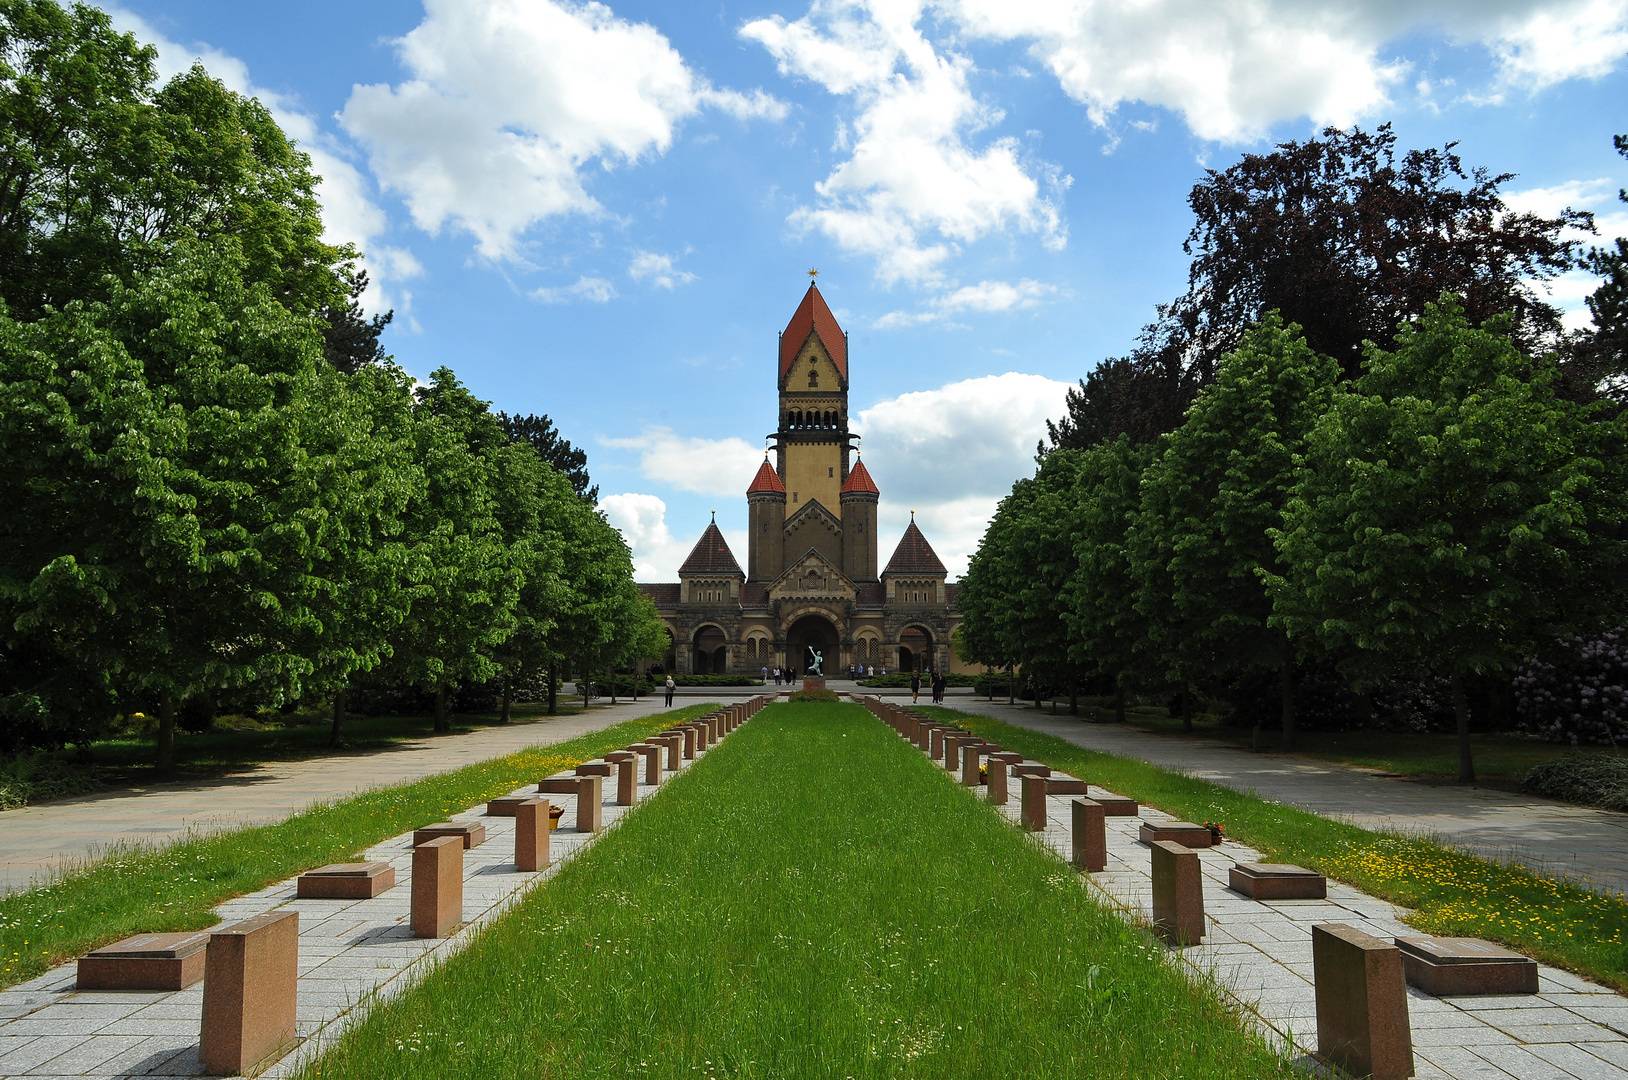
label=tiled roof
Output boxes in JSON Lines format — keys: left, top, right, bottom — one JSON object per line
{"left": 945, "top": 583, "right": 960, "bottom": 610}
{"left": 678, "top": 522, "right": 743, "bottom": 576}
{"left": 740, "top": 583, "right": 770, "bottom": 609}
{"left": 855, "top": 581, "right": 886, "bottom": 608}
{"left": 883, "top": 521, "right": 947, "bottom": 575}
{"left": 840, "top": 458, "right": 879, "bottom": 495}
{"left": 638, "top": 583, "right": 680, "bottom": 606}
{"left": 746, "top": 459, "right": 786, "bottom": 494}
{"left": 780, "top": 283, "right": 847, "bottom": 384}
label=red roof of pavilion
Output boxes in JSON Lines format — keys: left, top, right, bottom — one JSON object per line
{"left": 746, "top": 459, "right": 786, "bottom": 494}
{"left": 677, "top": 521, "right": 743, "bottom": 576}
{"left": 884, "top": 521, "right": 947, "bottom": 575}
{"left": 840, "top": 458, "right": 879, "bottom": 495}
{"left": 780, "top": 283, "right": 847, "bottom": 384}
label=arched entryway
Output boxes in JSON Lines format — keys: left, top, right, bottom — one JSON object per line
{"left": 693, "top": 625, "right": 727, "bottom": 674}
{"left": 784, "top": 613, "right": 840, "bottom": 679}
{"left": 661, "top": 627, "right": 677, "bottom": 673}
{"left": 899, "top": 626, "right": 932, "bottom": 673}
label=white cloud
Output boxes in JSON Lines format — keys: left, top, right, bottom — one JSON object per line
{"left": 854, "top": 371, "right": 1072, "bottom": 576}
{"left": 342, "top": 0, "right": 784, "bottom": 261}
{"left": 742, "top": 1, "right": 1066, "bottom": 286}
{"left": 599, "top": 493, "right": 748, "bottom": 581}
{"left": 106, "top": 8, "right": 414, "bottom": 317}
{"left": 1505, "top": 176, "right": 1628, "bottom": 329}
{"left": 629, "top": 250, "right": 698, "bottom": 289}
{"left": 599, "top": 427, "right": 764, "bottom": 496}
{"left": 942, "top": 0, "right": 1628, "bottom": 144}
{"left": 534, "top": 276, "right": 618, "bottom": 304}
{"left": 875, "top": 277, "right": 1058, "bottom": 326}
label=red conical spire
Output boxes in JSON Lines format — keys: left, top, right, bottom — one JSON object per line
{"left": 780, "top": 281, "right": 847, "bottom": 383}
{"left": 746, "top": 458, "right": 786, "bottom": 494}
{"left": 840, "top": 457, "right": 879, "bottom": 495}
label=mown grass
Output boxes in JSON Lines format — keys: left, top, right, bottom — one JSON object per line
{"left": 1020, "top": 697, "right": 1582, "bottom": 785}
{"left": 301, "top": 702, "right": 1290, "bottom": 1080}
{"left": 923, "top": 705, "right": 1628, "bottom": 992}
{"left": 0, "top": 704, "right": 718, "bottom": 989}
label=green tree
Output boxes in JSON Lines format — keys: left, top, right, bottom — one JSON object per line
{"left": 0, "top": 1, "right": 350, "bottom": 318}
{"left": 1062, "top": 435, "right": 1155, "bottom": 722}
{"left": 386, "top": 368, "right": 522, "bottom": 733}
{"left": 1269, "top": 298, "right": 1628, "bottom": 781}
{"left": 1129, "top": 317, "right": 1340, "bottom": 747}
{"left": 0, "top": 242, "right": 368, "bottom": 766}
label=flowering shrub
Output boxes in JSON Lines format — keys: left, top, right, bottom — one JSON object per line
{"left": 1515, "top": 631, "right": 1628, "bottom": 745}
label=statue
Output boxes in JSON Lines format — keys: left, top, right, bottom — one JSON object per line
{"left": 807, "top": 646, "right": 823, "bottom": 676}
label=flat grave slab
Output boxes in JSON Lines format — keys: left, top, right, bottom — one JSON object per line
{"left": 1044, "top": 776, "right": 1090, "bottom": 795}
{"left": 486, "top": 795, "right": 534, "bottom": 816}
{"left": 1086, "top": 787, "right": 1139, "bottom": 816}
{"left": 77, "top": 931, "right": 210, "bottom": 990}
{"left": 538, "top": 773, "right": 580, "bottom": 794}
{"left": 1228, "top": 862, "right": 1326, "bottom": 900}
{"left": 296, "top": 861, "right": 396, "bottom": 899}
{"left": 1395, "top": 937, "right": 1539, "bottom": 996}
{"left": 575, "top": 760, "right": 614, "bottom": 776}
{"left": 1012, "top": 762, "right": 1052, "bottom": 778}
{"left": 603, "top": 750, "right": 637, "bottom": 764}
{"left": 1138, "top": 820, "right": 1213, "bottom": 848}
{"left": 413, "top": 821, "right": 487, "bottom": 848}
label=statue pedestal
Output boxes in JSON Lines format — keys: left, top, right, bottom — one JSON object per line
{"left": 802, "top": 677, "right": 826, "bottom": 692}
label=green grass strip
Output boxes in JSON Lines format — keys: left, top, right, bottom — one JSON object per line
{"left": 0, "top": 704, "right": 720, "bottom": 988}
{"left": 302, "top": 702, "right": 1290, "bottom": 1080}
{"left": 921, "top": 706, "right": 1628, "bottom": 992}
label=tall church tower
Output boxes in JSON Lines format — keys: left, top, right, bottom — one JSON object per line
{"left": 775, "top": 280, "right": 851, "bottom": 520}
{"left": 746, "top": 279, "right": 879, "bottom": 584}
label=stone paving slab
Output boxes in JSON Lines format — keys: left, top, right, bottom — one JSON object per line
{"left": 936, "top": 697, "right": 1628, "bottom": 899}
{"left": 0, "top": 697, "right": 689, "bottom": 896}
{"left": 893, "top": 709, "right": 1628, "bottom": 1080}
{"left": 0, "top": 703, "right": 758, "bottom": 1078}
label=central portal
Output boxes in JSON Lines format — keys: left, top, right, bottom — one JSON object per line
{"left": 785, "top": 614, "right": 840, "bottom": 678}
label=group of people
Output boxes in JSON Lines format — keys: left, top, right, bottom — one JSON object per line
{"left": 910, "top": 669, "right": 948, "bottom": 705}
{"left": 765, "top": 666, "right": 799, "bottom": 685}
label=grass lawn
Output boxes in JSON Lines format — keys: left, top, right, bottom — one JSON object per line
{"left": 77, "top": 702, "right": 596, "bottom": 777}
{"left": 1072, "top": 702, "right": 1585, "bottom": 786}
{"left": 0, "top": 704, "right": 719, "bottom": 989}
{"left": 921, "top": 705, "right": 1628, "bottom": 993}
{"left": 302, "top": 702, "right": 1289, "bottom": 1080}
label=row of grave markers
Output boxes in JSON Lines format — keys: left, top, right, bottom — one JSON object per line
{"left": 71, "top": 697, "right": 771, "bottom": 1076}
{"left": 858, "top": 696, "right": 1543, "bottom": 1080}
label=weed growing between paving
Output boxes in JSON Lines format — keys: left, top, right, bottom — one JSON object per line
{"left": 0, "top": 705, "right": 719, "bottom": 988}
{"left": 922, "top": 706, "right": 1628, "bottom": 991}
{"left": 303, "top": 702, "right": 1290, "bottom": 1080}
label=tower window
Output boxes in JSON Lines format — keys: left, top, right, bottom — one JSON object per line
{"left": 808, "top": 367, "right": 819, "bottom": 387}
{"left": 828, "top": 467, "right": 834, "bottom": 478}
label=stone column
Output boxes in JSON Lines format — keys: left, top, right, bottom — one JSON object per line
{"left": 1313, "top": 924, "right": 1414, "bottom": 1080}
{"left": 1150, "top": 840, "right": 1204, "bottom": 945}
{"left": 1072, "top": 798, "right": 1106, "bottom": 872}
{"left": 411, "top": 837, "right": 463, "bottom": 938}
{"left": 616, "top": 758, "right": 636, "bottom": 806}
{"left": 1020, "top": 775, "right": 1047, "bottom": 831}
{"left": 576, "top": 775, "right": 604, "bottom": 833}
{"left": 199, "top": 911, "right": 298, "bottom": 1077}
{"left": 515, "top": 798, "right": 550, "bottom": 872}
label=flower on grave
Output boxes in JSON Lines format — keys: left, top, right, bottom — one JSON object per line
{"left": 1202, "top": 821, "right": 1224, "bottom": 841}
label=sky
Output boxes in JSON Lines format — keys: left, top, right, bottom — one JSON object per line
{"left": 103, "top": 0, "right": 1628, "bottom": 580}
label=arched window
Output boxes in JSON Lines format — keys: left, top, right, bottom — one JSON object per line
{"left": 808, "top": 368, "right": 819, "bottom": 388}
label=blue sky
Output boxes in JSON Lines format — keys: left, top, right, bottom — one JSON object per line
{"left": 105, "top": 0, "right": 1628, "bottom": 579}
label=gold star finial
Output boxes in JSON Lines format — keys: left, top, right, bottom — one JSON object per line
{"left": 807, "top": 267, "right": 819, "bottom": 284}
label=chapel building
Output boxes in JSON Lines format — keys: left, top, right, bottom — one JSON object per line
{"left": 639, "top": 281, "right": 964, "bottom": 677}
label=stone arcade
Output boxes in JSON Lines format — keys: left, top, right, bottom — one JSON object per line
{"left": 640, "top": 281, "right": 966, "bottom": 677}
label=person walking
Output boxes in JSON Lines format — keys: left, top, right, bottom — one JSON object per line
{"left": 910, "top": 668, "right": 921, "bottom": 704}
{"left": 761, "top": 665, "right": 769, "bottom": 683}
{"left": 932, "top": 670, "right": 945, "bottom": 704}
{"left": 664, "top": 674, "right": 675, "bottom": 707}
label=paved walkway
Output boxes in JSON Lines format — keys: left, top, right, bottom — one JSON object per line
{"left": 0, "top": 702, "right": 758, "bottom": 1078}
{"left": 935, "top": 696, "right": 1628, "bottom": 898}
{"left": 0, "top": 696, "right": 695, "bottom": 895}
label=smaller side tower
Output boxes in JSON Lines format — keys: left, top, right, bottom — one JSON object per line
{"left": 746, "top": 458, "right": 787, "bottom": 582}
{"left": 839, "top": 457, "right": 880, "bottom": 582}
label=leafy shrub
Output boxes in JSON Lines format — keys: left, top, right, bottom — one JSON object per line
{"left": 0, "top": 754, "right": 105, "bottom": 810}
{"left": 672, "top": 675, "right": 763, "bottom": 687}
{"left": 788, "top": 688, "right": 839, "bottom": 702}
{"left": 858, "top": 673, "right": 980, "bottom": 689}
{"left": 580, "top": 674, "right": 654, "bottom": 696}
{"left": 1516, "top": 632, "right": 1628, "bottom": 745}
{"left": 1522, "top": 753, "right": 1628, "bottom": 811}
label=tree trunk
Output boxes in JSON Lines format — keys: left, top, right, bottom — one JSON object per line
{"left": 547, "top": 663, "right": 558, "bottom": 716}
{"left": 157, "top": 690, "right": 177, "bottom": 772}
{"left": 1008, "top": 667, "right": 1015, "bottom": 706}
{"left": 1070, "top": 680, "right": 1078, "bottom": 717}
{"left": 1116, "top": 680, "right": 1127, "bottom": 724}
{"left": 1181, "top": 687, "right": 1193, "bottom": 735}
{"left": 499, "top": 679, "right": 511, "bottom": 724}
{"left": 1035, "top": 679, "right": 1043, "bottom": 710}
{"left": 987, "top": 669, "right": 994, "bottom": 702}
{"left": 582, "top": 666, "right": 590, "bottom": 709}
{"left": 1280, "top": 646, "right": 1297, "bottom": 752}
{"left": 434, "top": 683, "right": 449, "bottom": 733}
{"left": 1452, "top": 672, "right": 1476, "bottom": 784}
{"left": 610, "top": 671, "right": 617, "bottom": 705}
{"left": 631, "top": 671, "right": 638, "bottom": 701}
{"left": 329, "top": 689, "right": 348, "bottom": 748}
